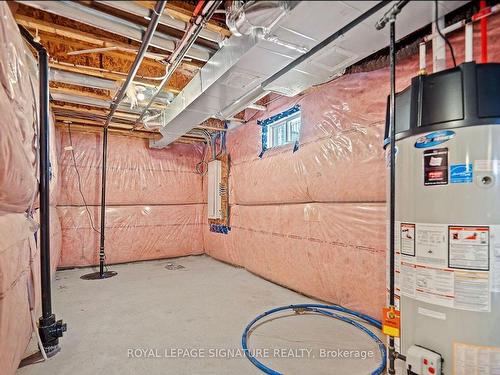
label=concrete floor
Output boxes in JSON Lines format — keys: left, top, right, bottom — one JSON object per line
{"left": 17, "top": 255, "right": 384, "bottom": 375}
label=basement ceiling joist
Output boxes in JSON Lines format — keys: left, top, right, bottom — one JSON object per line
{"left": 48, "top": 62, "right": 183, "bottom": 94}
{"left": 133, "top": 0, "right": 231, "bottom": 37}
{"left": 12, "top": 0, "right": 230, "bottom": 144}
{"left": 16, "top": 0, "right": 213, "bottom": 62}
{"left": 91, "top": 1, "right": 225, "bottom": 47}
{"left": 55, "top": 121, "right": 160, "bottom": 140}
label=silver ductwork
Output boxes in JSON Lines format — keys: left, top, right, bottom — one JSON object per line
{"left": 225, "top": 1, "right": 289, "bottom": 37}
{"left": 49, "top": 69, "right": 117, "bottom": 91}
{"left": 149, "top": 0, "right": 467, "bottom": 148}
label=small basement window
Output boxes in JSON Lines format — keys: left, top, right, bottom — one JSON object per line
{"left": 259, "top": 105, "right": 301, "bottom": 151}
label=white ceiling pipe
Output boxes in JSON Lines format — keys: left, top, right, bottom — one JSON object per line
{"left": 49, "top": 69, "right": 117, "bottom": 91}
{"left": 419, "top": 42, "right": 426, "bottom": 72}
{"left": 247, "top": 103, "right": 267, "bottom": 111}
{"left": 465, "top": 22, "right": 474, "bottom": 62}
{"left": 432, "top": 2, "right": 446, "bottom": 73}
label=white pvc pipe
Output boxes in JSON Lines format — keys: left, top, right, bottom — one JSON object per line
{"left": 465, "top": 23, "right": 474, "bottom": 62}
{"left": 432, "top": 15, "right": 446, "bottom": 73}
{"left": 423, "top": 3, "right": 499, "bottom": 44}
{"left": 419, "top": 42, "right": 426, "bottom": 72}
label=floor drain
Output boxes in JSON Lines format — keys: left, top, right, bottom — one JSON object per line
{"left": 165, "top": 263, "right": 185, "bottom": 270}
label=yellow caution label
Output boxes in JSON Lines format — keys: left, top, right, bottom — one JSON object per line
{"left": 382, "top": 307, "right": 400, "bottom": 337}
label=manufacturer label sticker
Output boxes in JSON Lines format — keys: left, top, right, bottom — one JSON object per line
{"left": 450, "top": 164, "right": 473, "bottom": 183}
{"left": 415, "top": 130, "right": 455, "bottom": 148}
{"left": 424, "top": 148, "right": 448, "bottom": 186}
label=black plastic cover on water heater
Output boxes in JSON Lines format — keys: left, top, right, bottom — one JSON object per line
{"left": 384, "top": 62, "right": 500, "bottom": 145}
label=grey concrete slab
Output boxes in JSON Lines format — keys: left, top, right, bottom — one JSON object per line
{"left": 18, "top": 255, "right": 384, "bottom": 375}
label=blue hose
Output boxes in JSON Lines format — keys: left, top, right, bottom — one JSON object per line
{"left": 241, "top": 304, "right": 386, "bottom": 375}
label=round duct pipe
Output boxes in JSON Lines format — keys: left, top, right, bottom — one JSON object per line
{"left": 225, "top": 0, "right": 289, "bottom": 37}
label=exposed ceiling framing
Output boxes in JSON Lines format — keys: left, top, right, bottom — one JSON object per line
{"left": 11, "top": 0, "right": 229, "bottom": 143}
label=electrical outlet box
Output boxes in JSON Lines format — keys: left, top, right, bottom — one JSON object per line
{"left": 406, "top": 345, "right": 442, "bottom": 375}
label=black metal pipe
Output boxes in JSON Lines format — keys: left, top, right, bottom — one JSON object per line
{"left": 375, "top": 0, "right": 410, "bottom": 31}
{"left": 104, "top": 0, "right": 167, "bottom": 128}
{"left": 38, "top": 47, "right": 52, "bottom": 319}
{"left": 98, "top": 1, "right": 167, "bottom": 277}
{"left": 18, "top": 24, "right": 66, "bottom": 356}
{"left": 99, "top": 125, "right": 108, "bottom": 277}
{"left": 388, "top": 18, "right": 397, "bottom": 375}
{"left": 374, "top": 1, "right": 410, "bottom": 372}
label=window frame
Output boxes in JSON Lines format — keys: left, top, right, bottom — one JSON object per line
{"left": 259, "top": 105, "right": 301, "bottom": 153}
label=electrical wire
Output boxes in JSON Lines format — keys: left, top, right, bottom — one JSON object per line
{"left": 242, "top": 304, "right": 386, "bottom": 375}
{"left": 67, "top": 123, "right": 101, "bottom": 235}
{"left": 195, "top": 129, "right": 212, "bottom": 175}
{"left": 435, "top": 0, "right": 457, "bottom": 67}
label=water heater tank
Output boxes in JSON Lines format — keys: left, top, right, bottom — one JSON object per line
{"left": 385, "top": 62, "right": 500, "bottom": 375}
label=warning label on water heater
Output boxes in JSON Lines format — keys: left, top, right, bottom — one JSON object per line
{"left": 395, "top": 222, "right": 495, "bottom": 312}
{"left": 449, "top": 226, "right": 489, "bottom": 271}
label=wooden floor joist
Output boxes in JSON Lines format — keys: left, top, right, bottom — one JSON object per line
{"left": 14, "top": 2, "right": 230, "bottom": 142}
{"left": 55, "top": 122, "right": 159, "bottom": 140}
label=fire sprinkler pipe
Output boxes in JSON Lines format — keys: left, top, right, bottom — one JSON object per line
{"left": 18, "top": 25, "right": 67, "bottom": 356}
{"left": 93, "top": 0, "right": 167, "bottom": 279}
{"left": 135, "top": 0, "right": 222, "bottom": 125}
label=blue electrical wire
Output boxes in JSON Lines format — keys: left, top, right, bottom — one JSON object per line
{"left": 241, "top": 304, "right": 386, "bottom": 375}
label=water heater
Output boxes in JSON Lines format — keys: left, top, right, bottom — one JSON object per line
{"left": 386, "top": 62, "right": 500, "bottom": 375}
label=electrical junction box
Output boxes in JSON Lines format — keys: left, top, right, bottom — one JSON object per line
{"left": 406, "top": 345, "right": 442, "bottom": 375}
{"left": 207, "top": 160, "right": 222, "bottom": 220}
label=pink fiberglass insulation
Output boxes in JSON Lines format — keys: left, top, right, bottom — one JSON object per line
{"left": 0, "top": 209, "right": 61, "bottom": 375}
{"left": 0, "top": 3, "right": 39, "bottom": 214}
{"left": 55, "top": 128, "right": 205, "bottom": 268}
{"left": 0, "top": 3, "right": 63, "bottom": 373}
{"left": 57, "top": 204, "right": 204, "bottom": 268}
{"left": 205, "top": 14, "right": 500, "bottom": 318}
{"left": 204, "top": 203, "right": 385, "bottom": 317}
{"left": 57, "top": 129, "right": 204, "bottom": 206}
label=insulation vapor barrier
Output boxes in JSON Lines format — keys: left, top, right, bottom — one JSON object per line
{"left": 58, "top": 204, "right": 204, "bottom": 267}
{"left": 58, "top": 130, "right": 204, "bottom": 205}
{"left": 205, "top": 15, "right": 500, "bottom": 317}
{"left": 0, "top": 5, "right": 39, "bottom": 215}
{"left": 205, "top": 69, "right": 396, "bottom": 317}
{"left": 56, "top": 130, "right": 205, "bottom": 268}
{"left": 204, "top": 203, "right": 386, "bottom": 318}
{"left": 0, "top": 2, "right": 61, "bottom": 373}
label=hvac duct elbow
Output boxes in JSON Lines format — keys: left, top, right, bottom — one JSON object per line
{"left": 225, "top": 0, "right": 290, "bottom": 37}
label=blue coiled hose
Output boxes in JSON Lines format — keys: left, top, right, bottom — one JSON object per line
{"left": 241, "top": 304, "right": 386, "bottom": 375}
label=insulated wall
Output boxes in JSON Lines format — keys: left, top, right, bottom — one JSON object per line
{"left": 0, "top": 3, "right": 61, "bottom": 374}
{"left": 204, "top": 16, "right": 500, "bottom": 318}
{"left": 56, "top": 130, "right": 205, "bottom": 267}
